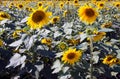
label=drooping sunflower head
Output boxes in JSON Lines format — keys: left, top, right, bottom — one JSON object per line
{"left": 93, "top": 32, "right": 106, "bottom": 42}
{"left": 78, "top": 5, "right": 98, "bottom": 25}
{"left": 62, "top": 48, "right": 82, "bottom": 65}
{"left": 27, "top": 7, "right": 52, "bottom": 29}
{"left": 103, "top": 55, "right": 120, "bottom": 66}
{"left": 67, "top": 38, "right": 80, "bottom": 46}
{"left": 103, "top": 55, "right": 114, "bottom": 65}
{"left": 0, "top": 11, "right": 11, "bottom": 21}
{"left": 101, "top": 22, "right": 112, "bottom": 28}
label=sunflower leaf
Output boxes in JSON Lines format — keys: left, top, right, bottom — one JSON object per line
{"left": 9, "top": 39, "right": 22, "bottom": 47}
{"left": 99, "top": 28, "right": 114, "bottom": 32}
{"left": 80, "top": 33, "right": 87, "bottom": 42}
{"left": 52, "top": 59, "right": 63, "bottom": 74}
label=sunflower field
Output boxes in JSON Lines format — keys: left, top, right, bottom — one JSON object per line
{"left": 0, "top": 0, "right": 120, "bottom": 79}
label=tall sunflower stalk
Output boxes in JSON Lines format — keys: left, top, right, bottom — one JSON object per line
{"left": 89, "top": 35, "right": 94, "bottom": 79}
{"left": 78, "top": 4, "right": 98, "bottom": 79}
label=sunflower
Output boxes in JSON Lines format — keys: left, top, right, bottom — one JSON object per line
{"left": 51, "top": 16, "right": 59, "bottom": 24}
{"left": 0, "top": 11, "right": 11, "bottom": 21}
{"left": 93, "top": 32, "right": 106, "bottom": 42}
{"left": 103, "top": 55, "right": 120, "bottom": 66}
{"left": 87, "top": 31, "right": 106, "bottom": 42}
{"left": 97, "top": 2, "right": 105, "bottom": 9}
{"left": 73, "top": 0, "right": 79, "bottom": 7}
{"left": 78, "top": 5, "right": 98, "bottom": 25}
{"left": 37, "top": 2, "right": 43, "bottom": 7}
{"left": 67, "top": 38, "right": 80, "bottom": 46}
{"left": 103, "top": 55, "right": 114, "bottom": 65}
{"left": 101, "top": 22, "right": 112, "bottom": 28}
{"left": 27, "top": 6, "right": 52, "bottom": 29}
{"left": 17, "top": 4, "right": 24, "bottom": 9}
{"left": 62, "top": 48, "right": 82, "bottom": 65}
{"left": 114, "top": 2, "right": 120, "bottom": 8}
{"left": 59, "top": 2, "right": 64, "bottom": 10}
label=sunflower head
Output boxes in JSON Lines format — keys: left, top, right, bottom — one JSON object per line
{"left": 17, "top": 4, "right": 24, "bottom": 9}
{"left": 67, "top": 38, "right": 80, "bottom": 46}
{"left": 113, "top": 2, "right": 120, "bottom": 8}
{"left": 97, "top": 2, "right": 105, "bottom": 9}
{"left": 101, "top": 22, "right": 112, "bottom": 28}
{"left": 73, "top": 0, "right": 79, "bottom": 6}
{"left": 103, "top": 55, "right": 114, "bottom": 65}
{"left": 62, "top": 48, "right": 82, "bottom": 65}
{"left": 0, "top": 11, "right": 11, "bottom": 21}
{"left": 59, "top": 2, "right": 64, "bottom": 9}
{"left": 27, "top": 7, "right": 52, "bottom": 29}
{"left": 103, "top": 55, "right": 120, "bottom": 66}
{"left": 51, "top": 16, "right": 59, "bottom": 24}
{"left": 93, "top": 32, "right": 106, "bottom": 42}
{"left": 37, "top": 2, "right": 43, "bottom": 7}
{"left": 78, "top": 5, "right": 98, "bottom": 25}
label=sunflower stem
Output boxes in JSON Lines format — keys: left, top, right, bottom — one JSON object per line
{"left": 89, "top": 35, "right": 93, "bottom": 79}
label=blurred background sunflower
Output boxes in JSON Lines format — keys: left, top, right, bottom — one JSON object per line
{"left": 0, "top": 11, "right": 11, "bottom": 21}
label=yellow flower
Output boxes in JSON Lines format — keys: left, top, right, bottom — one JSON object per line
{"left": 97, "top": 2, "right": 105, "bottom": 9}
{"left": 114, "top": 2, "right": 120, "bottom": 8}
{"left": 78, "top": 5, "right": 98, "bottom": 25}
{"left": 101, "top": 22, "right": 112, "bottom": 28}
{"left": 37, "top": 2, "right": 43, "bottom": 7}
{"left": 73, "top": 0, "right": 79, "bottom": 7}
{"left": 67, "top": 38, "right": 80, "bottom": 46}
{"left": 103, "top": 55, "right": 120, "bottom": 66}
{"left": 0, "top": 11, "right": 11, "bottom": 21}
{"left": 87, "top": 31, "right": 106, "bottom": 42}
{"left": 93, "top": 32, "right": 106, "bottom": 42}
{"left": 41, "top": 38, "right": 52, "bottom": 46}
{"left": 103, "top": 55, "right": 114, "bottom": 65}
{"left": 17, "top": 4, "right": 24, "bottom": 9}
{"left": 59, "top": 2, "right": 64, "bottom": 10}
{"left": 51, "top": 16, "right": 59, "bottom": 24}
{"left": 27, "top": 6, "right": 52, "bottom": 29}
{"left": 109, "top": 58, "right": 120, "bottom": 66}
{"left": 62, "top": 48, "right": 82, "bottom": 65}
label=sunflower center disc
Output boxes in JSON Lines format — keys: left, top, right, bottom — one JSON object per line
{"left": 100, "top": 4, "right": 104, "bottom": 7}
{"left": 1, "top": 14, "right": 8, "bottom": 18}
{"left": 67, "top": 53, "right": 75, "bottom": 59}
{"left": 32, "top": 10, "right": 45, "bottom": 23}
{"left": 85, "top": 8, "right": 95, "bottom": 17}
